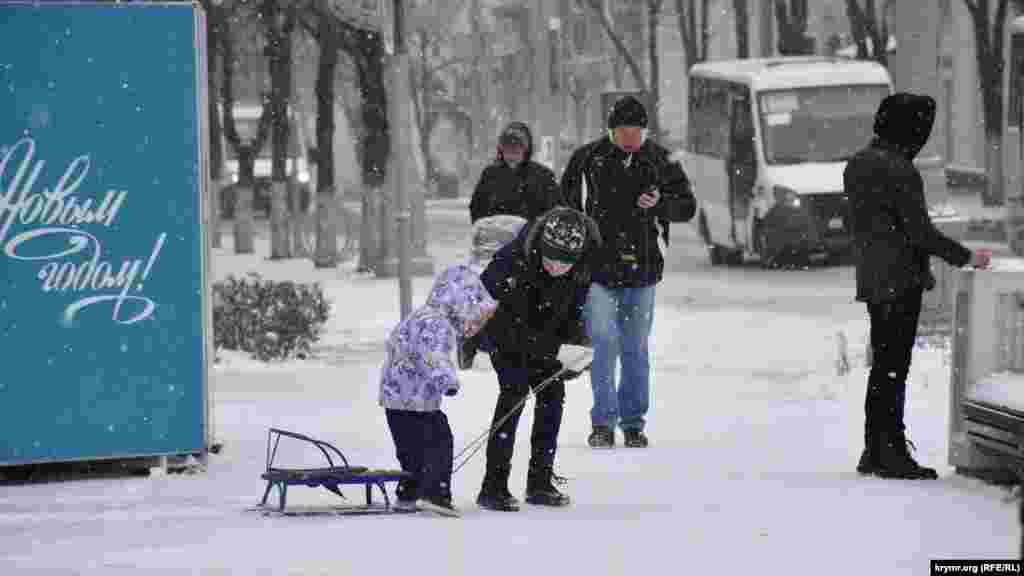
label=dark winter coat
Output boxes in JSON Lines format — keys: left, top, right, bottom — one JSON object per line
{"left": 560, "top": 136, "right": 695, "bottom": 288}
{"left": 843, "top": 93, "right": 971, "bottom": 303}
{"left": 479, "top": 210, "right": 599, "bottom": 370}
{"left": 469, "top": 123, "right": 562, "bottom": 223}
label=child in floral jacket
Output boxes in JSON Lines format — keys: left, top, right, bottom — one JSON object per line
{"left": 378, "top": 264, "right": 498, "bottom": 515}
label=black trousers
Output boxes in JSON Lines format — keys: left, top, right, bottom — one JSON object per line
{"left": 385, "top": 409, "right": 453, "bottom": 502}
{"left": 864, "top": 288, "right": 923, "bottom": 441}
{"left": 485, "top": 355, "right": 566, "bottom": 473}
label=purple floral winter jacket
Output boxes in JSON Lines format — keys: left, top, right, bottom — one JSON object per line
{"left": 378, "top": 265, "right": 497, "bottom": 412}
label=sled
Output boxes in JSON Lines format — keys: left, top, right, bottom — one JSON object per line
{"left": 253, "top": 428, "right": 411, "bottom": 516}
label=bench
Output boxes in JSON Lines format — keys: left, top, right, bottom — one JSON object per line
{"left": 257, "top": 428, "right": 410, "bottom": 514}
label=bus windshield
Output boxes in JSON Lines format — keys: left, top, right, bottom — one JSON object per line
{"left": 758, "top": 84, "right": 888, "bottom": 165}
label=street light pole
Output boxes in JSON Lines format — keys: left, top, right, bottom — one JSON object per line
{"left": 393, "top": 0, "right": 412, "bottom": 318}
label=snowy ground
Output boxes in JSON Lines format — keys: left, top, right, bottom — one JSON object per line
{"left": 0, "top": 215, "right": 1019, "bottom": 575}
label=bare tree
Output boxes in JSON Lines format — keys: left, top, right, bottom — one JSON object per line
{"left": 199, "top": 0, "right": 226, "bottom": 246}
{"left": 260, "top": 0, "right": 298, "bottom": 259}
{"left": 582, "top": 0, "right": 665, "bottom": 140}
{"left": 220, "top": 7, "right": 272, "bottom": 198}
{"left": 775, "top": 0, "right": 814, "bottom": 55}
{"left": 845, "top": 0, "right": 890, "bottom": 65}
{"left": 675, "top": 0, "right": 712, "bottom": 70}
{"left": 296, "top": 0, "right": 389, "bottom": 270}
{"left": 407, "top": 1, "right": 472, "bottom": 193}
{"left": 733, "top": 0, "right": 750, "bottom": 58}
{"left": 963, "top": 0, "right": 1014, "bottom": 205}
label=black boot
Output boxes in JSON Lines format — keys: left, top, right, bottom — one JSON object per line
{"left": 476, "top": 466, "right": 520, "bottom": 512}
{"left": 856, "top": 432, "right": 879, "bottom": 475}
{"left": 875, "top": 432, "right": 938, "bottom": 480}
{"left": 525, "top": 466, "right": 571, "bottom": 507}
{"left": 587, "top": 425, "right": 615, "bottom": 448}
{"left": 623, "top": 429, "right": 649, "bottom": 448}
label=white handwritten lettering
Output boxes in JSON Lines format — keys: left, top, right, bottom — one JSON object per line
{"left": 5, "top": 227, "right": 166, "bottom": 325}
{"left": 1, "top": 137, "right": 167, "bottom": 326}
{"left": 0, "top": 137, "right": 127, "bottom": 247}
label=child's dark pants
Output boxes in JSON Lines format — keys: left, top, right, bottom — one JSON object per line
{"left": 385, "top": 409, "right": 454, "bottom": 502}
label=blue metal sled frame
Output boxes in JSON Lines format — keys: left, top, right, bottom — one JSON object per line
{"left": 257, "top": 428, "right": 410, "bottom": 514}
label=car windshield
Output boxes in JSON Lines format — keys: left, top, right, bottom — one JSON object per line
{"left": 758, "top": 84, "right": 888, "bottom": 165}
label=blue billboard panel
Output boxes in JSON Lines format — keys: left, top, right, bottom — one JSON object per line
{"left": 0, "top": 2, "right": 209, "bottom": 464}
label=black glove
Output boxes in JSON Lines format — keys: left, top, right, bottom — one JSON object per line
{"left": 444, "top": 388, "right": 457, "bottom": 397}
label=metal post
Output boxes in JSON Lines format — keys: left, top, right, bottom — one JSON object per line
{"left": 394, "top": 0, "right": 412, "bottom": 318}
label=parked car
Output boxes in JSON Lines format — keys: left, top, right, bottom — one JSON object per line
{"left": 219, "top": 102, "right": 313, "bottom": 218}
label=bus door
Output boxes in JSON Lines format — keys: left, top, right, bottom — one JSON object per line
{"left": 727, "top": 90, "right": 757, "bottom": 248}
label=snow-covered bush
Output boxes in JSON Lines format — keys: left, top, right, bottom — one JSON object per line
{"left": 212, "top": 273, "right": 331, "bottom": 361}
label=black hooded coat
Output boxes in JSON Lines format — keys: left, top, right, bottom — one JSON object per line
{"left": 469, "top": 122, "right": 562, "bottom": 224}
{"left": 843, "top": 93, "right": 971, "bottom": 303}
{"left": 479, "top": 208, "right": 600, "bottom": 370}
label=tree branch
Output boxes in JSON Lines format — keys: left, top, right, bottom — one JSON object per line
{"left": 583, "top": 0, "right": 649, "bottom": 92}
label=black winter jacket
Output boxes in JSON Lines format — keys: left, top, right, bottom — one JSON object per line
{"left": 560, "top": 136, "right": 695, "bottom": 288}
{"left": 844, "top": 93, "right": 971, "bottom": 303}
{"left": 469, "top": 123, "right": 562, "bottom": 223}
{"left": 479, "top": 211, "right": 597, "bottom": 368}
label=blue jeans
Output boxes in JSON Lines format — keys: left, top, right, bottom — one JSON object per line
{"left": 584, "top": 283, "right": 656, "bottom": 432}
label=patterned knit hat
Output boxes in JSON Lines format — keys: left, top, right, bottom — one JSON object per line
{"left": 540, "top": 210, "right": 587, "bottom": 263}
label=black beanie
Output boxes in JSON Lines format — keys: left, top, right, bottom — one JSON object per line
{"left": 608, "top": 95, "right": 648, "bottom": 129}
{"left": 540, "top": 210, "right": 587, "bottom": 263}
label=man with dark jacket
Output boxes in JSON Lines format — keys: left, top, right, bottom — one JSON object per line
{"left": 475, "top": 207, "right": 601, "bottom": 512}
{"left": 844, "top": 92, "right": 990, "bottom": 480}
{"left": 561, "top": 95, "right": 696, "bottom": 449}
{"left": 460, "top": 122, "right": 565, "bottom": 370}
{"left": 469, "top": 121, "right": 562, "bottom": 224}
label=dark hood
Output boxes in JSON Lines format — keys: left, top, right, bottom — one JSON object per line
{"left": 496, "top": 121, "right": 534, "bottom": 163}
{"left": 872, "top": 92, "right": 935, "bottom": 160}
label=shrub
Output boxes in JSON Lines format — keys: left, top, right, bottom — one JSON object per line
{"left": 212, "top": 273, "right": 331, "bottom": 361}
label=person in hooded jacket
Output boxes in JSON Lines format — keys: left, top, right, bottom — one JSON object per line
{"left": 844, "top": 92, "right": 990, "bottom": 480}
{"left": 468, "top": 121, "right": 563, "bottom": 224}
{"left": 475, "top": 207, "right": 602, "bottom": 512}
{"left": 379, "top": 264, "right": 498, "bottom": 515}
{"left": 560, "top": 95, "right": 696, "bottom": 449}
{"left": 460, "top": 122, "right": 564, "bottom": 370}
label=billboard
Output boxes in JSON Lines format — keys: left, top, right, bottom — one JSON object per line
{"left": 0, "top": 1, "right": 211, "bottom": 465}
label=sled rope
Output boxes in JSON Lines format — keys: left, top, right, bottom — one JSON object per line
{"left": 452, "top": 353, "right": 589, "bottom": 474}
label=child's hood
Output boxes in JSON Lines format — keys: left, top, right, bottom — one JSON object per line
{"left": 425, "top": 265, "right": 498, "bottom": 331}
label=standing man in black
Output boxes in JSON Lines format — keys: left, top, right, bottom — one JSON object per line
{"left": 461, "top": 122, "right": 565, "bottom": 370}
{"left": 469, "top": 121, "right": 562, "bottom": 224}
{"left": 844, "top": 92, "right": 990, "bottom": 479}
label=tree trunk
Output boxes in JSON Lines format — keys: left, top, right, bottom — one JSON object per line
{"left": 965, "top": 0, "right": 1009, "bottom": 205}
{"left": 586, "top": 0, "right": 648, "bottom": 94}
{"left": 352, "top": 30, "right": 390, "bottom": 272}
{"left": 675, "top": 0, "right": 710, "bottom": 70}
{"left": 985, "top": 130, "right": 1005, "bottom": 207}
{"left": 776, "top": 0, "right": 814, "bottom": 56}
{"left": 846, "top": 0, "right": 889, "bottom": 66}
{"left": 648, "top": 0, "right": 662, "bottom": 141}
{"left": 733, "top": 0, "right": 750, "bottom": 58}
{"left": 221, "top": 8, "right": 270, "bottom": 255}
{"left": 205, "top": 2, "right": 223, "bottom": 249}
{"left": 266, "top": 3, "right": 294, "bottom": 259}
{"left": 313, "top": 13, "right": 339, "bottom": 268}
